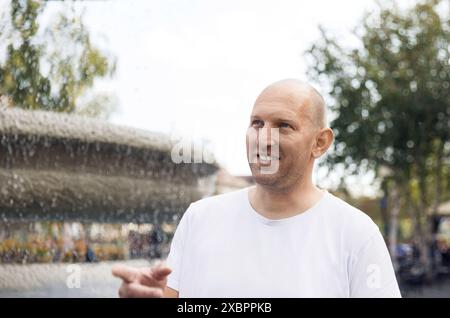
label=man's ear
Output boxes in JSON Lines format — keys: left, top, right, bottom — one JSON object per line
{"left": 312, "top": 128, "right": 334, "bottom": 158}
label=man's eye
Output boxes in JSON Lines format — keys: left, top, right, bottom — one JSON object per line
{"left": 252, "top": 120, "right": 263, "bottom": 127}
{"left": 280, "top": 122, "right": 291, "bottom": 129}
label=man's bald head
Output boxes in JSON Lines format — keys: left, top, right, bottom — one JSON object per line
{"left": 255, "top": 79, "right": 327, "bottom": 128}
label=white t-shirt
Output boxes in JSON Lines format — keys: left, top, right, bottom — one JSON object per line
{"left": 166, "top": 187, "right": 401, "bottom": 298}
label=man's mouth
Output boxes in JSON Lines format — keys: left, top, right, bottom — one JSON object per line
{"left": 257, "top": 153, "right": 280, "bottom": 164}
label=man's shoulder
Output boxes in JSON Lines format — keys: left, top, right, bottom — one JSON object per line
{"left": 324, "top": 192, "right": 380, "bottom": 242}
{"left": 192, "top": 188, "right": 247, "bottom": 207}
{"left": 325, "top": 192, "right": 373, "bottom": 220}
{"left": 185, "top": 188, "right": 248, "bottom": 220}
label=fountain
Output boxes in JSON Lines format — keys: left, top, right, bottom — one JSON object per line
{"left": 0, "top": 108, "right": 218, "bottom": 223}
{"left": 0, "top": 107, "right": 218, "bottom": 297}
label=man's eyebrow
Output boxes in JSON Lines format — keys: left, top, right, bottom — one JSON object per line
{"left": 275, "top": 117, "right": 297, "bottom": 123}
{"left": 250, "top": 115, "right": 299, "bottom": 125}
{"left": 272, "top": 117, "right": 299, "bottom": 127}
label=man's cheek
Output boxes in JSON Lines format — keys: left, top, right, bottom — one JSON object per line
{"left": 246, "top": 128, "right": 259, "bottom": 164}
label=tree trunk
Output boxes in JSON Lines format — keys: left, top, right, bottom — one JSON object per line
{"left": 388, "top": 181, "right": 401, "bottom": 271}
{"left": 417, "top": 165, "right": 434, "bottom": 281}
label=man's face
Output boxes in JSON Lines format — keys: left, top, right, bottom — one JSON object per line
{"left": 246, "top": 88, "right": 319, "bottom": 190}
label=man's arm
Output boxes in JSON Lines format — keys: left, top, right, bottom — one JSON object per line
{"left": 349, "top": 229, "right": 401, "bottom": 297}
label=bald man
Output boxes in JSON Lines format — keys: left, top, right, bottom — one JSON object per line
{"left": 112, "top": 79, "right": 401, "bottom": 298}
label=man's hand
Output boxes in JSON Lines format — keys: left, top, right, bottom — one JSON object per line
{"left": 112, "top": 262, "right": 173, "bottom": 298}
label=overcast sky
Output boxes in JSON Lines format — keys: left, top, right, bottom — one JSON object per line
{"left": 9, "top": 0, "right": 416, "bottom": 197}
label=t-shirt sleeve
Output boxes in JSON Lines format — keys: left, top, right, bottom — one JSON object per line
{"left": 165, "top": 203, "right": 192, "bottom": 292}
{"left": 348, "top": 228, "right": 402, "bottom": 298}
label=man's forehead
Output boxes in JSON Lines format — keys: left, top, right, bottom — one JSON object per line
{"left": 252, "top": 79, "right": 326, "bottom": 127}
{"left": 252, "top": 91, "right": 312, "bottom": 120}
{"left": 251, "top": 101, "right": 304, "bottom": 118}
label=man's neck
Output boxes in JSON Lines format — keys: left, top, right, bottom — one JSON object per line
{"left": 248, "top": 178, "right": 325, "bottom": 220}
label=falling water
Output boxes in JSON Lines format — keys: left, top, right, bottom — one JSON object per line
{"left": 0, "top": 108, "right": 218, "bottom": 297}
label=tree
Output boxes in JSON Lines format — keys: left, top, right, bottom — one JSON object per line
{"left": 305, "top": 0, "right": 449, "bottom": 279}
{"left": 0, "top": 0, "right": 116, "bottom": 118}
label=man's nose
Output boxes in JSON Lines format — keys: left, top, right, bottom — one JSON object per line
{"left": 257, "top": 127, "right": 277, "bottom": 148}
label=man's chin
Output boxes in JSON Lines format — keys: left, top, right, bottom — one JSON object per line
{"left": 250, "top": 169, "right": 281, "bottom": 186}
